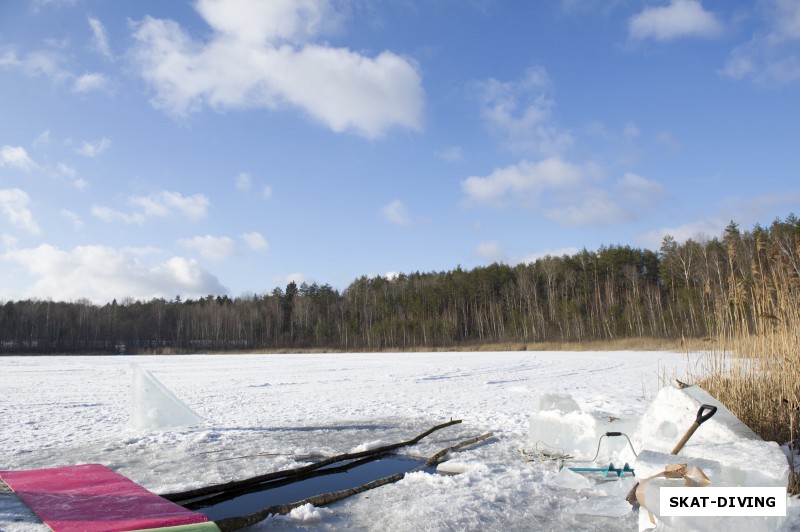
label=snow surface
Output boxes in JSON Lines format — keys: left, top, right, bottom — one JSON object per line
{"left": 1, "top": 351, "right": 797, "bottom": 531}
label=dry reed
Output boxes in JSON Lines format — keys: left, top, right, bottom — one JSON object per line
{"left": 689, "top": 234, "right": 800, "bottom": 494}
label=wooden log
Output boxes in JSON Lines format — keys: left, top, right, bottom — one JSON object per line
{"left": 424, "top": 432, "right": 494, "bottom": 467}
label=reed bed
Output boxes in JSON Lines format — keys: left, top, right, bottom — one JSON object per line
{"left": 690, "top": 235, "right": 800, "bottom": 494}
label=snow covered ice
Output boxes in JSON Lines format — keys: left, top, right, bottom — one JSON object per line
{"left": 529, "top": 392, "right": 640, "bottom": 462}
{"left": 1, "top": 351, "right": 798, "bottom": 531}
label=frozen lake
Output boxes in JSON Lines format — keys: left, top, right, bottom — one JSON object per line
{"left": 0, "top": 351, "right": 795, "bottom": 530}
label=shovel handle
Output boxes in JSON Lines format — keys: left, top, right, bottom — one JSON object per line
{"left": 671, "top": 405, "right": 718, "bottom": 455}
{"left": 696, "top": 404, "right": 717, "bottom": 425}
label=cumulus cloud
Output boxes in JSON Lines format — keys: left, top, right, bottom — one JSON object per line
{"left": 130, "top": 0, "right": 424, "bottom": 138}
{"left": 91, "top": 204, "right": 146, "bottom": 225}
{"left": 240, "top": 231, "right": 268, "bottom": 251}
{"left": 623, "top": 122, "right": 641, "bottom": 138}
{"left": 721, "top": 0, "right": 800, "bottom": 86}
{"left": 1, "top": 45, "right": 109, "bottom": 95}
{"left": 541, "top": 172, "right": 663, "bottom": 226}
{"left": 59, "top": 209, "right": 84, "bottom": 230}
{"left": 618, "top": 172, "right": 666, "bottom": 203}
{"left": 130, "top": 190, "right": 210, "bottom": 220}
{"left": 92, "top": 190, "right": 210, "bottom": 224}
{"left": 522, "top": 246, "right": 581, "bottom": 263}
{"left": 75, "top": 137, "right": 111, "bottom": 157}
{"left": 235, "top": 172, "right": 252, "bottom": 191}
{"left": 463, "top": 158, "right": 666, "bottom": 228}
{"left": 0, "top": 48, "right": 71, "bottom": 83}
{"left": 461, "top": 157, "right": 586, "bottom": 206}
{"left": 656, "top": 130, "right": 682, "bottom": 152}
{"left": 179, "top": 235, "right": 237, "bottom": 260}
{"left": 2, "top": 41, "right": 109, "bottom": 94}
{"left": 475, "top": 240, "right": 504, "bottom": 262}
{"left": 639, "top": 217, "right": 728, "bottom": 249}
{"left": 31, "top": 0, "right": 77, "bottom": 11}
{"left": 475, "top": 67, "right": 573, "bottom": 156}
{"left": 381, "top": 199, "right": 411, "bottom": 226}
{"left": 0, "top": 188, "right": 41, "bottom": 235}
{"left": 73, "top": 72, "right": 110, "bottom": 93}
{"left": 285, "top": 272, "right": 309, "bottom": 285}
{"left": 88, "top": 16, "right": 112, "bottom": 58}
{"left": 435, "top": 146, "right": 463, "bottom": 162}
{"left": 0, "top": 145, "right": 38, "bottom": 171}
{"left": 629, "top": 0, "right": 723, "bottom": 41}
{"left": 543, "top": 189, "right": 630, "bottom": 227}
{"left": 1, "top": 243, "right": 227, "bottom": 303}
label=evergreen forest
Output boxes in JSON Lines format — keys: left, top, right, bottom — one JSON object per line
{"left": 2, "top": 215, "right": 798, "bottom": 354}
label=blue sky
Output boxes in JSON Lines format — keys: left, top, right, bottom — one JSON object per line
{"left": 1, "top": 0, "right": 799, "bottom": 303}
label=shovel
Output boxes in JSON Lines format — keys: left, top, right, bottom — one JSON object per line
{"left": 625, "top": 404, "right": 717, "bottom": 507}
{"left": 670, "top": 404, "right": 717, "bottom": 455}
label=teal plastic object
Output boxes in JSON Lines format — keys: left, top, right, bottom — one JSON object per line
{"left": 563, "top": 462, "right": 635, "bottom": 478}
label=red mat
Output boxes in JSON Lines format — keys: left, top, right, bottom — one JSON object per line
{"left": 0, "top": 464, "right": 212, "bottom": 532}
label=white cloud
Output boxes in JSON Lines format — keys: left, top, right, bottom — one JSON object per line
{"left": 235, "top": 172, "right": 252, "bottom": 191}
{"left": 195, "top": 0, "right": 337, "bottom": 44}
{"left": 0, "top": 188, "right": 41, "bottom": 235}
{"left": 285, "top": 272, "right": 309, "bottom": 285}
{"left": 435, "top": 146, "right": 463, "bottom": 162}
{"left": 722, "top": 0, "right": 800, "bottom": 86}
{"left": 61, "top": 167, "right": 89, "bottom": 190}
{"left": 73, "top": 72, "right": 110, "bottom": 93}
{"left": 2, "top": 39, "right": 111, "bottom": 93}
{"left": 31, "top": 0, "right": 77, "bottom": 11}
{"left": 131, "top": 0, "right": 424, "bottom": 138}
{"left": 129, "top": 190, "right": 210, "bottom": 220}
{"left": 0, "top": 145, "right": 38, "bottom": 171}
{"left": 623, "top": 122, "right": 641, "bottom": 138}
{"left": 462, "top": 159, "right": 663, "bottom": 228}
{"left": 618, "top": 172, "right": 665, "bottom": 203}
{"left": 1, "top": 233, "right": 18, "bottom": 250}
{"left": 178, "top": 235, "right": 237, "bottom": 260}
{"left": 88, "top": 16, "right": 112, "bottom": 58}
{"left": 381, "top": 199, "right": 411, "bottom": 225}
{"left": 75, "top": 137, "right": 111, "bottom": 157}
{"left": 629, "top": 0, "right": 723, "bottom": 41}
{"left": 261, "top": 185, "right": 273, "bottom": 200}
{"left": 639, "top": 217, "right": 728, "bottom": 249}
{"left": 59, "top": 209, "right": 84, "bottom": 230}
{"left": 475, "top": 67, "right": 573, "bottom": 156}
{"left": 240, "top": 231, "right": 268, "bottom": 251}
{"left": 475, "top": 240, "right": 504, "bottom": 262}
{"left": 656, "top": 130, "right": 682, "bottom": 152}
{"left": 0, "top": 48, "right": 71, "bottom": 83}
{"left": 543, "top": 189, "right": 630, "bottom": 227}
{"left": 34, "top": 130, "right": 52, "bottom": 147}
{"left": 461, "top": 157, "right": 586, "bottom": 206}
{"left": 1, "top": 243, "right": 226, "bottom": 303}
{"left": 93, "top": 190, "right": 210, "bottom": 224}
{"left": 522, "top": 246, "right": 581, "bottom": 263}
{"left": 57, "top": 162, "right": 77, "bottom": 178}
{"left": 91, "top": 204, "right": 146, "bottom": 225}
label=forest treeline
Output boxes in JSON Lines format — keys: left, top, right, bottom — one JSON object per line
{"left": 2, "top": 215, "right": 799, "bottom": 354}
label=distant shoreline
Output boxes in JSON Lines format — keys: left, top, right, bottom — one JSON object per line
{"left": 0, "top": 336, "right": 710, "bottom": 356}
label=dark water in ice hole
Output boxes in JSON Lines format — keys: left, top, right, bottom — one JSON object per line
{"left": 190, "top": 455, "right": 430, "bottom": 521}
